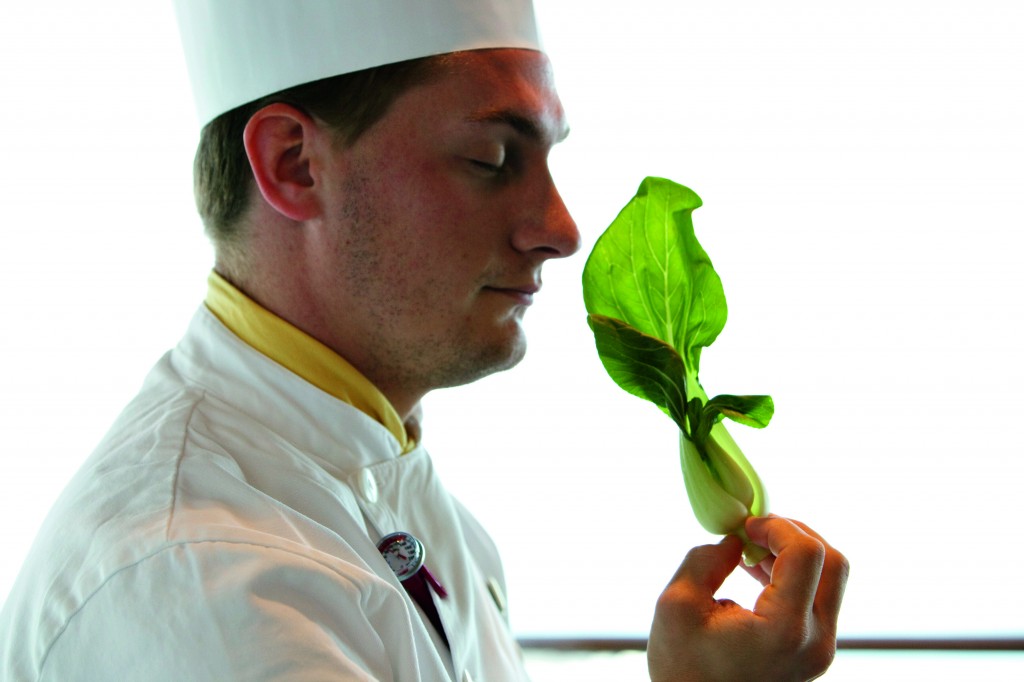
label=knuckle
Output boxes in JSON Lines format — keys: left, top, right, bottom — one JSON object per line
{"left": 765, "top": 624, "right": 837, "bottom": 678}
{"left": 829, "top": 549, "right": 851, "bottom": 579}
{"left": 771, "top": 620, "right": 812, "bottom": 654}
{"left": 803, "top": 640, "right": 838, "bottom": 678}
{"left": 797, "top": 535, "right": 827, "bottom": 566}
{"left": 682, "top": 542, "right": 713, "bottom": 564}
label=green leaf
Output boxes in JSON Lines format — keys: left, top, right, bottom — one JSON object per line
{"left": 581, "top": 177, "right": 773, "bottom": 551}
{"left": 703, "top": 394, "right": 775, "bottom": 429}
{"left": 582, "top": 177, "right": 727, "bottom": 380}
{"left": 587, "top": 314, "right": 688, "bottom": 432}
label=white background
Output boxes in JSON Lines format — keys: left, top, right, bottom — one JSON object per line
{"left": 1, "top": 0, "right": 1022, "bottom": 645}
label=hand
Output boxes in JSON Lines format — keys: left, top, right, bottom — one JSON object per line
{"left": 647, "top": 515, "right": 849, "bottom": 682}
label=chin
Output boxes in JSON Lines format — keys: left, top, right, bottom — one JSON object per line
{"left": 439, "top": 332, "right": 527, "bottom": 389}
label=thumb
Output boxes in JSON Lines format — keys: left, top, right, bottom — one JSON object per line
{"left": 670, "top": 534, "right": 744, "bottom": 598}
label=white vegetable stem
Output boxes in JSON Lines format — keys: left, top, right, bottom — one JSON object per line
{"left": 679, "top": 421, "right": 770, "bottom": 566}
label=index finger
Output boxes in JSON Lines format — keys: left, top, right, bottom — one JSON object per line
{"left": 745, "top": 516, "right": 826, "bottom": 620}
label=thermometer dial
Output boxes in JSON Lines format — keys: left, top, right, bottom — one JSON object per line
{"left": 376, "top": 532, "right": 425, "bottom": 581}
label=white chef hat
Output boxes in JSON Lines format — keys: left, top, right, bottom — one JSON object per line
{"left": 173, "top": 0, "right": 542, "bottom": 126}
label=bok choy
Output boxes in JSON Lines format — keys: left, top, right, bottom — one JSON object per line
{"left": 582, "top": 177, "right": 773, "bottom": 564}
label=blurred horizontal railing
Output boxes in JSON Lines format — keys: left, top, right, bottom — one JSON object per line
{"left": 518, "top": 637, "right": 1024, "bottom": 652}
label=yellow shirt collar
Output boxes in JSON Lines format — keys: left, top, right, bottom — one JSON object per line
{"left": 204, "top": 271, "right": 415, "bottom": 453}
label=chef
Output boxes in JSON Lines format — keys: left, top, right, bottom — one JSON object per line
{"left": 0, "top": 1, "right": 847, "bottom": 680}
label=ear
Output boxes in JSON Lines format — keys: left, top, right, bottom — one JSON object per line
{"left": 243, "top": 103, "right": 323, "bottom": 222}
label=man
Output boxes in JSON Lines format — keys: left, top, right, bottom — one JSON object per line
{"left": 0, "top": 1, "right": 847, "bottom": 680}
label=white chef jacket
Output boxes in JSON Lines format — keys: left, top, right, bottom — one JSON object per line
{"left": 0, "top": 305, "right": 529, "bottom": 681}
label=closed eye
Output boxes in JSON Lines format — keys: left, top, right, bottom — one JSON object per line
{"left": 468, "top": 158, "right": 506, "bottom": 175}
{"left": 465, "top": 142, "right": 508, "bottom": 176}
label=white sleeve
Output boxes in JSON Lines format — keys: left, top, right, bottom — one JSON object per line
{"left": 39, "top": 541, "right": 450, "bottom": 681}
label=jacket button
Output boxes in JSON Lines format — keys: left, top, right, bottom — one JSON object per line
{"left": 486, "top": 577, "right": 507, "bottom": 614}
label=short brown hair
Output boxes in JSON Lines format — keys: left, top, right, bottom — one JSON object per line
{"left": 193, "top": 56, "right": 444, "bottom": 247}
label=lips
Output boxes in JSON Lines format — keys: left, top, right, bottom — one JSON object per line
{"left": 501, "top": 282, "right": 540, "bottom": 295}
{"left": 483, "top": 281, "right": 540, "bottom": 305}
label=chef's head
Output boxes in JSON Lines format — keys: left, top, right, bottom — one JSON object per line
{"left": 172, "top": 0, "right": 577, "bottom": 410}
{"left": 173, "top": 0, "right": 542, "bottom": 245}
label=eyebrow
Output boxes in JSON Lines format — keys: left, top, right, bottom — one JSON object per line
{"left": 465, "top": 110, "right": 571, "bottom": 145}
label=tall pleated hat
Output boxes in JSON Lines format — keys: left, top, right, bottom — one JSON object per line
{"left": 173, "top": 0, "right": 542, "bottom": 126}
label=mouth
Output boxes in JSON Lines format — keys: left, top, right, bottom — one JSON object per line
{"left": 482, "top": 282, "right": 541, "bottom": 306}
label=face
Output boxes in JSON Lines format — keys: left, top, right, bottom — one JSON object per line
{"left": 307, "top": 49, "right": 580, "bottom": 412}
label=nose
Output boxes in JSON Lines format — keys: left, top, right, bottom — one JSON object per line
{"left": 511, "top": 172, "right": 581, "bottom": 259}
